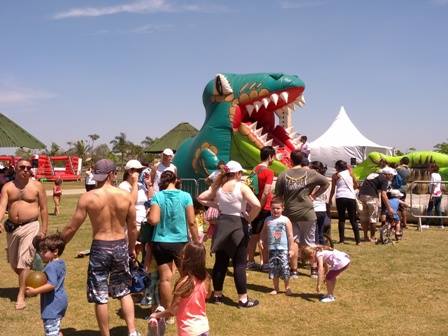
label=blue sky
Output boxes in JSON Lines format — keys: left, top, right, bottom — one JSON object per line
{"left": 1, "top": 0, "right": 447, "bottom": 152}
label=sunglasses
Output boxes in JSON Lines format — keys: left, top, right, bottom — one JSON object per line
{"left": 18, "top": 165, "right": 32, "bottom": 171}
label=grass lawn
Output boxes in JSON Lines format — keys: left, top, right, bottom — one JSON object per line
{"left": 1, "top": 194, "right": 447, "bottom": 335}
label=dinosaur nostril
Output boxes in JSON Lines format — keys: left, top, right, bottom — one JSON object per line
{"left": 269, "top": 73, "right": 283, "bottom": 80}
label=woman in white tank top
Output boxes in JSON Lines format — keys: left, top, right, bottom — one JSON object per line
{"left": 198, "top": 160, "right": 261, "bottom": 308}
{"left": 328, "top": 160, "right": 360, "bottom": 245}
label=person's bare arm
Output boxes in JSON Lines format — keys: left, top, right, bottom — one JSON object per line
{"left": 380, "top": 190, "right": 394, "bottom": 215}
{"left": 37, "top": 182, "right": 48, "bottom": 237}
{"left": 316, "top": 254, "right": 324, "bottom": 292}
{"left": 25, "top": 282, "right": 55, "bottom": 297}
{"left": 259, "top": 182, "right": 272, "bottom": 209}
{"left": 127, "top": 199, "right": 137, "bottom": 257}
{"left": 241, "top": 184, "right": 261, "bottom": 222}
{"left": 313, "top": 176, "right": 330, "bottom": 199}
{"left": 259, "top": 218, "right": 268, "bottom": 250}
{"left": 286, "top": 218, "right": 294, "bottom": 258}
{"left": 197, "top": 188, "right": 218, "bottom": 208}
{"left": 61, "top": 194, "right": 88, "bottom": 243}
{"left": 0, "top": 183, "right": 9, "bottom": 233}
{"left": 148, "top": 203, "right": 160, "bottom": 226}
{"left": 129, "top": 172, "right": 139, "bottom": 204}
{"left": 327, "top": 174, "right": 338, "bottom": 207}
{"left": 186, "top": 204, "right": 199, "bottom": 243}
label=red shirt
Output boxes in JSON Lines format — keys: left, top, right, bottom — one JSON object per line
{"left": 255, "top": 164, "right": 274, "bottom": 210}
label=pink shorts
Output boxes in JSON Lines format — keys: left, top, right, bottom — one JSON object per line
{"left": 6, "top": 220, "right": 40, "bottom": 269}
{"left": 326, "top": 263, "right": 350, "bottom": 281}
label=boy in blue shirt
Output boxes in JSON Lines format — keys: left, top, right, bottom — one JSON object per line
{"left": 260, "top": 197, "right": 294, "bottom": 295}
{"left": 26, "top": 233, "right": 68, "bottom": 336}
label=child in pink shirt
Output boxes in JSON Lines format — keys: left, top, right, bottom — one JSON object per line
{"left": 308, "top": 246, "right": 350, "bottom": 303}
{"left": 149, "top": 242, "right": 211, "bottom": 336}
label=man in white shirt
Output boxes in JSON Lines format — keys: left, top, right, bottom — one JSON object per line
{"left": 151, "top": 148, "right": 177, "bottom": 193}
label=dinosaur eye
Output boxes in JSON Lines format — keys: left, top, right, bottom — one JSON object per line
{"left": 214, "top": 74, "right": 233, "bottom": 96}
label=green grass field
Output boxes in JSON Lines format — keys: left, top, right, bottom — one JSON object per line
{"left": 1, "top": 194, "right": 447, "bottom": 335}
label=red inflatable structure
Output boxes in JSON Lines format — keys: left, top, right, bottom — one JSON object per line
{"left": 0, "top": 155, "right": 82, "bottom": 181}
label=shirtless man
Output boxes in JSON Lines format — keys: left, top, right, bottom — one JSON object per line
{"left": 0, "top": 158, "right": 48, "bottom": 310}
{"left": 62, "top": 159, "right": 140, "bottom": 336}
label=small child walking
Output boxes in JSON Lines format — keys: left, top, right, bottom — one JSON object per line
{"left": 149, "top": 242, "right": 211, "bottom": 336}
{"left": 26, "top": 233, "right": 68, "bottom": 336}
{"left": 308, "top": 245, "right": 350, "bottom": 303}
{"left": 259, "top": 197, "right": 294, "bottom": 295}
{"left": 52, "top": 178, "right": 63, "bottom": 216}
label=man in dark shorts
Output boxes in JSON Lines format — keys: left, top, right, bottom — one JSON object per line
{"left": 62, "top": 159, "right": 140, "bottom": 336}
{"left": 247, "top": 146, "right": 276, "bottom": 271}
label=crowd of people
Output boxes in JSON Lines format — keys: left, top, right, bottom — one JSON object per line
{"left": 0, "top": 147, "right": 444, "bottom": 336}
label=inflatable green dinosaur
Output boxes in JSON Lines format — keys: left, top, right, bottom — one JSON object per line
{"left": 353, "top": 151, "right": 448, "bottom": 180}
{"left": 174, "top": 73, "right": 305, "bottom": 178}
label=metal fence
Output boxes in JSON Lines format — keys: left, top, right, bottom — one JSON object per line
{"left": 409, "top": 180, "right": 448, "bottom": 231}
{"left": 179, "top": 178, "right": 209, "bottom": 198}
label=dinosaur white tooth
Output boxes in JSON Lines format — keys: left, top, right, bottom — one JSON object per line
{"left": 254, "top": 128, "right": 263, "bottom": 136}
{"left": 249, "top": 121, "right": 258, "bottom": 130}
{"left": 261, "top": 98, "right": 270, "bottom": 109}
{"left": 289, "top": 131, "right": 297, "bottom": 138}
{"left": 286, "top": 106, "right": 294, "bottom": 114}
{"left": 296, "top": 101, "right": 305, "bottom": 108}
{"left": 274, "top": 109, "right": 284, "bottom": 118}
{"left": 265, "top": 139, "right": 273, "bottom": 146}
{"left": 273, "top": 145, "right": 280, "bottom": 151}
{"left": 246, "top": 105, "right": 255, "bottom": 116}
{"left": 299, "top": 94, "right": 306, "bottom": 104}
{"left": 285, "top": 127, "right": 294, "bottom": 134}
{"left": 253, "top": 101, "right": 262, "bottom": 112}
{"left": 259, "top": 133, "right": 268, "bottom": 142}
{"left": 270, "top": 93, "right": 279, "bottom": 106}
{"left": 280, "top": 91, "right": 289, "bottom": 104}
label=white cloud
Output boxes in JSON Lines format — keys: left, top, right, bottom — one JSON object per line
{"left": 130, "top": 23, "right": 174, "bottom": 34}
{"left": 0, "top": 86, "right": 55, "bottom": 106}
{"left": 280, "top": 0, "right": 327, "bottom": 9}
{"left": 53, "top": 0, "right": 227, "bottom": 19}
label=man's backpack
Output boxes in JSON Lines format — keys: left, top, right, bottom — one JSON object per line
{"left": 391, "top": 173, "right": 403, "bottom": 190}
{"left": 245, "top": 165, "right": 267, "bottom": 195}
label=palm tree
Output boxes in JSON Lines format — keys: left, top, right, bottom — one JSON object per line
{"left": 48, "top": 142, "right": 61, "bottom": 156}
{"left": 110, "top": 132, "right": 129, "bottom": 167}
{"left": 88, "top": 134, "right": 100, "bottom": 152}
{"left": 141, "top": 136, "right": 155, "bottom": 148}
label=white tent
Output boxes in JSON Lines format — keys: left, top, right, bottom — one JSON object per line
{"left": 309, "top": 106, "right": 392, "bottom": 175}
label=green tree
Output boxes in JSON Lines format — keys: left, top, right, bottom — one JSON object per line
{"left": 15, "top": 147, "right": 33, "bottom": 158}
{"left": 91, "top": 144, "right": 111, "bottom": 163}
{"left": 67, "top": 140, "right": 91, "bottom": 162}
{"left": 434, "top": 140, "right": 448, "bottom": 155}
{"left": 110, "top": 132, "right": 130, "bottom": 167}
{"left": 88, "top": 134, "right": 100, "bottom": 152}
{"left": 47, "top": 142, "right": 61, "bottom": 156}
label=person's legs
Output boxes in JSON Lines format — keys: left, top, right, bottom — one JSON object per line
{"left": 336, "top": 198, "right": 347, "bottom": 243}
{"left": 359, "top": 197, "right": 370, "bottom": 241}
{"left": 271, "top": 277, "right": 280, "bottom": 294}
{"left": 315, "top": 212, "right": 326, "bottom": 245}
{"left": 15, "top": 267, "right": 29, "bottom": 309}
{"left": 158, "top": 262, "right": 174, "bottom": 308}
{"left": 94, "top": 303, "right": 110, "bottom": 336}
{"left": 232, "top": 240, "right": 249, "bottom": 299}
{"left": 434, "top": 196, "right": 443, "bottom": 226}
{"left": 347, "top": 198, "right": 360, "bottom": 244}
{"left": 119, "top": 294, "right": 138, "bottom": 334}
{"left": 290, "top": 222, "right": 299, "bottom": 275}
{"left": 212, "top": 251, "right": 230, "bottom": 296}
{"left": 326, "top": 278, "right": 336, "bottom": 296}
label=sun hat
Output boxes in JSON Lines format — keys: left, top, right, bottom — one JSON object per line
{"left": 92, "top": 159, "right": 116, "bottom": 182}
{"left": 225, "top": 160, "right": 243, "bottom": 173}
{"left": 125, "top": 159, "right": 144, "bottom": 170}
{"left": 162, "top": 148, "right": 174, "bottom": 156}
{"left": 390, "top": 189, "right": 403, "bottom": 198}
{"left": 380, "top": 167, "right": 397, "bottom": 175}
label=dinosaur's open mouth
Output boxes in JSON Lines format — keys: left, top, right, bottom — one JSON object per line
{"left": 230, "top": 87, "right": 305, "bottom": 165}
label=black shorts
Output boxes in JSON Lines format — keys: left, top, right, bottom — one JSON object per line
{"left": 251, "top": 210, "right": 271, "bottom": 234}
{"left": 151, "top": 242, "right": 186, "bottom": 266}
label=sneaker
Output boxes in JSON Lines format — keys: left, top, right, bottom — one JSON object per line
{"left": 238, "top": 298, "right": 259, "bottom": 308}
{"left": 320, "top": 295, "right": 335, "bottom": 303}
{"left": 290, "top": 270, "right": 299, "bottom": 279}
{"left": 209, "top": 295, "right": 223, "bottom": 304}
{"left": 129, "top": 331, "right": 141, "bottom": 336}
{"left": 310, "top": 268, "right": 318, "bottom": 279}
{"left": 246, "top": 261, "right": 259, "bottom": 270}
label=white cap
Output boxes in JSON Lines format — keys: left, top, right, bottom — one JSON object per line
{"left": 162, "top": 148, "right": 174, "bottom": 156}
{"left": 124, "top": 159, "right": 144, "bottom": 170}
{"left": 225, "top": 160, "right": 243, "bottom": 173}
{"left": 380, "top": 167, "right": 397, "bottom": 175}
{"left": 0, "top": 163, "right": 4, "bottom": 170}
{"left": 390, "top": 189, "right": 403, "bottom": 198}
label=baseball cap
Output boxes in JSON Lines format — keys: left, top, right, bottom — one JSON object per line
{"left": 390, "top": 189, "right": 403, "bottom": 198}
{"left": 380, "top": 167, "right": 397, "bottom": 175}
{"left": 92, "top": 159, "right": 116, "bottom": 182}
{"left": 225, "top": 160, "right": 243, "bottom": 173}
{"left": 124, "top": 159, "right": 144, "bottom": 170}
{"left": 162, "top": 148, "right": 174, "bottom": 156}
